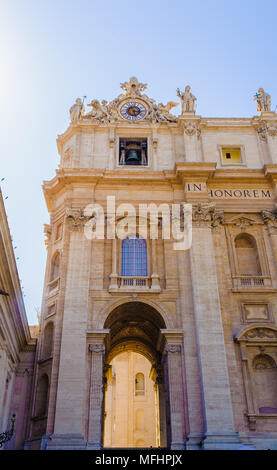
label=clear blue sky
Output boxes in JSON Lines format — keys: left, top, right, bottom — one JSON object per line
{"left": 1, "top": 0, "right": 277, "bottom": 324}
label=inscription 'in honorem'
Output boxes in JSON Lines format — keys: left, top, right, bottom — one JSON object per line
{"left": 185, "top": 183, "right": 271, "bottom": 199}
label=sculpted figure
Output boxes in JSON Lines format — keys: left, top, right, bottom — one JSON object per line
{"left": 87, "top": 99, "right": 108, "bottom": 122}
{"left": 254, "top": 88, "right": 271, "bottom": 113}
{"left": 120, "top": 76, "right": 147, "bottom": 97}
{"left": 70, "top": 98, "right": 85, "bottom": 122}
{"left": 177, "top": 85, "right": 197, "bottom": 113}
{"left": 155, "top": 102, "right": 178, "bottom": 122}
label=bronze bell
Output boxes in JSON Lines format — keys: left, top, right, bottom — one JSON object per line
{"left": 126, "top": 149, "right": 140, "bottom": 163}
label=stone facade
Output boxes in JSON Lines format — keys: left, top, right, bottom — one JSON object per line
{"left": 0, "top": 188, "right": 37, "bottom": 450}
{"left": 8, "top": 79, "right": 277, "bottom": 450}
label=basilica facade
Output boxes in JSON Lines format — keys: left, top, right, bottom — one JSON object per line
{"left": 5, "top": 78, "right": 277, "bottom": 450}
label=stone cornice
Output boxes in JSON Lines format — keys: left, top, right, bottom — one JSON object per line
{"left": 43, "top": 164, "right": 277, "bottom": 212}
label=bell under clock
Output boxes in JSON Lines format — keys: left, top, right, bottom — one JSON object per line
{"left": 119, "top": 101, "right": 147, "bottom": 121}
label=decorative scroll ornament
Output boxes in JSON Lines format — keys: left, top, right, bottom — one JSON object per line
{"left": 78, "top": 77, "right": 178, "bottom": 124}
{"left": 88, "top": 344, "right": 105, "bottom": 354}
{"left": 66, "top": 207, "right": 95, "bottom": 232}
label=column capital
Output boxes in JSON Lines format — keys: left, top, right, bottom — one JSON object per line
{"left": 88, "top": 344, "right": 105, "bottom": 354}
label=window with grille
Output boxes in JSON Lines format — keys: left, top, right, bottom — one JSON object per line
{"left": 121, "top": 237, "right": 147, "bottom": 276}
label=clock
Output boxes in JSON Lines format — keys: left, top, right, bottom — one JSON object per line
{"left": 119, "top": 101, "right": 147, "bottom": 121}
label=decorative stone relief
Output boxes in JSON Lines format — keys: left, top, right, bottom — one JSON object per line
{"left": 81, "top": 77, "right": 178, "bottom": 124}
{"left": 251, "top": 117, "right": 268, "bottom": 142}
{"left": 244, "top": 328, "right": 277, "bottom": 340}
{"left": 183, "top": 121, "right": 201, "bottom": 139}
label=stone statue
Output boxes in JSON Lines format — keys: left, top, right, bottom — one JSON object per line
{"left": 70, "top": 98, "right": 85, "bottom": 122}
{"left": 177, "top": 85, "right": 197, "bottom": 114}
{"left": 254, "top": 88, "right": 271, "bottom": 113}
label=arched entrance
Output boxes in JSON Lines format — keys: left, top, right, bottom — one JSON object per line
{"left": 86, "top": 301, "right": 186, "bottom": 449}
{"left": 103, "top": 301, "right": 167, "bottom": 448}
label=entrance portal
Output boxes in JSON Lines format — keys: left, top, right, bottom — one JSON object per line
{"left": 103, "top": 351, "right": 159, "bottom": 448}
{"left": 102, "top": 301, "right": 168, "bottom": 448}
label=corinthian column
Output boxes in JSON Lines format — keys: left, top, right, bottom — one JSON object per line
{"left": 190, "top": 203, "right": 241, "bottom": 449}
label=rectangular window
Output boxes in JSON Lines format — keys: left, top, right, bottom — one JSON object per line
{"left": 221, "top": 147, "right": 242, "bottom": 164}
{"left": 119, "top": 138, "right": 148, "bottom": 166}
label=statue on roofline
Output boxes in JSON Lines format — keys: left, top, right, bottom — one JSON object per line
{"left": 254, "top": 88, "right": 271, "bottom": 113}
{"left": 177, "top": 85, "right": 197, "bottom": 114}
{"left": 70, "top": 98, "right": 85, "bottom": 122}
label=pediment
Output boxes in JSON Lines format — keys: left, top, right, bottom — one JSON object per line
{"left": 223, "top": 214, "right": 260, "bottom": 228}
{"left": 234, "top": 324, "right": 277, "bottom": 342}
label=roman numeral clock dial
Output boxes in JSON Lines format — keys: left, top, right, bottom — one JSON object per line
{"left": 119, "top": 101, "right": 147, "bottom": 121}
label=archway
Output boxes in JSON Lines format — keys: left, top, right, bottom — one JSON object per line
{"left": 87, "top": 301, "right": 186, "bottom": 449}
{"left": 103, "top": 301, "right": 167, "bottom": 448}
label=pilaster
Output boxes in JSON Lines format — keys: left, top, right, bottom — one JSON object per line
{"left": 86, "top": 329, "right": 109, "bottom": 449}
{"left": 47, "top": 224, "right": 92, "bottom": 449}
{"left": 161, "top": 329, "right": 186, "bottom": 450}
{"left": 190, "top": 203, "right": 241, "bottom": 449}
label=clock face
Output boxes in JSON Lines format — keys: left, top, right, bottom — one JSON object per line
{"left": 119, "top": 101, "right": 147, "bottom": 121}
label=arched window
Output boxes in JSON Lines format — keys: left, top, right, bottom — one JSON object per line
{"left": 253, "top": 353, "right": 277, "bottom": 413}
{"left": 121, "top": 237, "right": 147, "bottom": 276}
{"left": 35, "top": 374, "right": 49, "bottom": 417}
{"left": 50, "top": 252, "right": 60, "bottom": 281}
{"left": 42, "top": 322, "right": 54, "bottom": 359}
{"left": 135, "top": 372, "right": 145, "bottom": 396}
{"left": 235, "top": 233, "right": 261, "bottom": 276}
